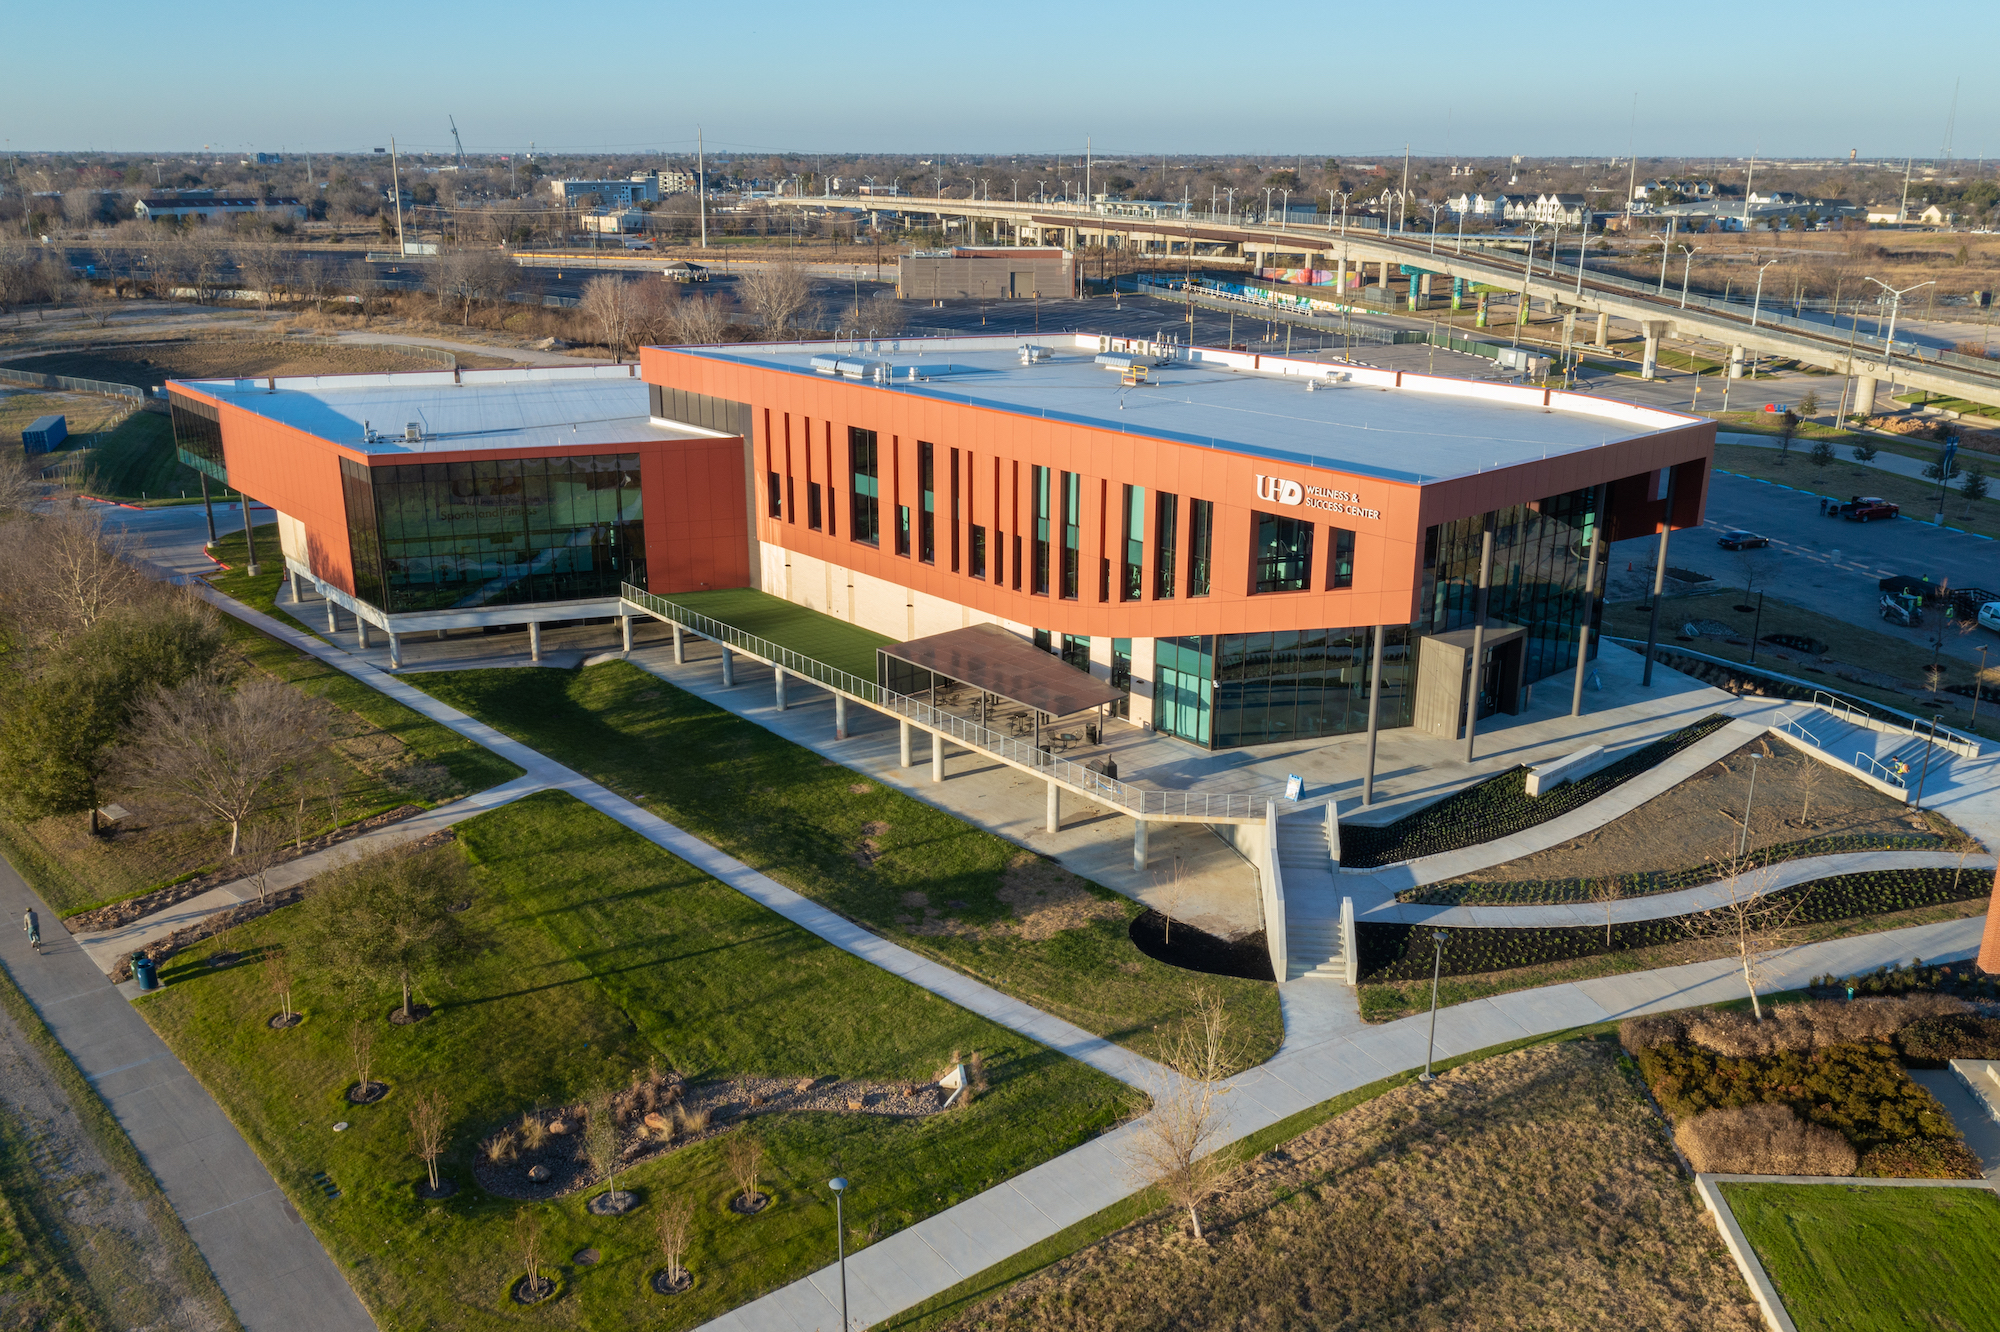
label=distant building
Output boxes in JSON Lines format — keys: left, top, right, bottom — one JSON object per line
{"left": 897, "top": 247, "right": 1074, "bottom": 300}
{"left": 582, "top": 209, "right": 648, "bottom": 234}
{"left": 1918, "top": 204, "right": 1959, "bottom": 226}
{"left": 135, "top": 196, "right": 306, "bottom": 222}
{"left": 549, "top": 178, "right": 660, "bottom": 207}
{"left": 633, "top": 169, "right": 696, "bottom": 195}
{"left": 1528, "top": 194, "right": 1589, "bottom": 225}
{"left": 856, "top": 183, "right": 903, "bottom": 197}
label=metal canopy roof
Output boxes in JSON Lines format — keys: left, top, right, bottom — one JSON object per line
{"left": 880, "top": 623, "right": 1127, "bottom": 718}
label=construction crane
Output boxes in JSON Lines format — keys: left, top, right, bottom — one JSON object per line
{"left": 449, "top": 116, "right": 466, "bottom": 170}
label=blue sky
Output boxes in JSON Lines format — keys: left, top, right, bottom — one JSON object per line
{"left": 8, "top": 0, "right": 1995, "bottom": 159}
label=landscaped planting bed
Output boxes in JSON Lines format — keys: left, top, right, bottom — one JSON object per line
{"left": 1621, "top": 998, "right": 1985, "bottom": 1178}
{"left": 1359, "top": 868, "right": 1993, "bottom": 984}
{"left": 1339, "top": 713, "right": 1731, "bottom": 868}
{"left": 1808, "top": 955, "right": 2000, "bottom": 1005}
{"left": 1399, "top": 824, "right": 1969, "bottom": 906}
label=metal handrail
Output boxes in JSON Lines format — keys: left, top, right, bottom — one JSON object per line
{"left": 1854, "top": 751, "right": 1908, "bottom": 790}
{"left": 1811, "top": 691, "right": 1872, "bottom": 727}
{"left": 1774, "top": 711, "right": 1821, "bottom": 748}
{"left": 1908, "top": 715, "right": 1977, "bottom": 759}
{"left": 620, "top": 585, "right": 1288, "bottom": 821}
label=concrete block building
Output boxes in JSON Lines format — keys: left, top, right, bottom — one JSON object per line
{"left": 897, "top": 248, "right": 1075, "bottom": 301}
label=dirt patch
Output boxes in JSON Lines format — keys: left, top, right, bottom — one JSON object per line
{"left": 0, "top": 1003, "right": 232, "bottom": 1330}
{"left": 941, "top": 1039, "right": 1761, "bottom": 1332}
{"left": 852, "top": 820, "right": 889, "bottom": 868}
{"left": 4, "top": 339, "right": 441, "bottom": 388}
{"left": 848, "top": 782, "right": 873, "bottom": 794}
{"left": 1442, "top": 737, "right": 1948, "bottom": 892}
{"left": 994, "top": 853, "right": 1127, "bottom": 941}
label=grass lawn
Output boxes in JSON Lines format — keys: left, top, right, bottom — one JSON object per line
{"left": 0, "top": 388, "right": 134, "bottom": 440}
{"left": 1722, "top": 1182, "right": 2000, "bottom": 1332}
{"left": 650, "top": 586, "right": 895, "bottom": 680}
{"left": 1711, "top": 442, "right": 2000, "bottom": 539}
{"left": 403, "top": 661, "right": 1284, "bottom": 1066}
{"left": 84, "top": 410, "right": 206, "bottom": 503}
{"left": 1893, "top": 391, "right": 2000, "bottom": 419}
{"left": 1600, "top": 586, "right": 2000, "bottom": 743}
{"left": 137, "top": 790, "right": 1140, "bottom": 1331}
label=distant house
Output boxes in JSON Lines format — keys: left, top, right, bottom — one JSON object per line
{"left": 135, "top": 195, "right": 306, "bottom": 223}
{"left": 1918, "top": 203, "right": 1959, "bottom": 226}
{"left": 1528, "top": 193, "right": 1588, "bottom": 225}
{"left": 1747, "top": 189, "right": 1802, "bottom": 205}
{"left": 581, "top": 209, "right": 648, "bottom": 234}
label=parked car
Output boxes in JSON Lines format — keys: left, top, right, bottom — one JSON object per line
{"left": 1717, "top": 530, "right": 1770, "bottom": 550}
{"left": 1980, "top": 601, "right": 2000, "bottom": 634}
{"left": 1840, "top": 496, "right": 1900, "bottom": 522}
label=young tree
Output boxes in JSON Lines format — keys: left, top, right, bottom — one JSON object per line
{"left": 350, "top": 1020, "right": 376, "bottom": 1095}
{"left": 1775, "top": 409, "right": 1800, "bottom": 463}
{"left": 1154, "top": 855, "right": 1188, "bottom": 946}
{"left": 1680, "top": 860, "right": 1803, "bottom": 1021}
{"left": 1795, "top": 756, "right": 1826, "bottom": 830}
{"left": 579, "top": 275, "right": 636, "bottom": 360}
{"left": 1809, "top": 438, "right": 1835, "bottom": 467}
{"left": 408, "top": 1089, "right": 449, "bottom": 1192}
{"left": 121, "top": 676, "right": 324, "bottom": 855}
{"left": 737, "top": 262, "right": 811, "bottom": 339}
{"left": 1586, "top": 876, "right": 1621, "bottom": 946}
{"left": 1962, "top": 465, "right": 1990, "bottom": 509}
{"left": 1126, "top": 985, "right": 1235, "bottom": 1239}
{"left": 303, "top": 842, "right": 480, "bottom": 1021}
{"left": 657, "top": 1194, "right": 694, "bottom": 1287}
{"left": 1852, "top": 442, "right": 1879, "bottom": 463}
{"left": 722, "top": 1132, "right": 765, "bottom": 1210}
{"left": 583, "top": 1090, "right": 629, "bottom": 1206}
{"left": 516, "top": 1210, "right": 549, "bottom": 1300}
{"left": 262, "top": 945, "right": 297, "bottom": 1023}
{"left": 237, "top": 821, "right": 285, "bottom": 903}
{"left": 1797, "top": 389, "right": 1821, "bottom": 420}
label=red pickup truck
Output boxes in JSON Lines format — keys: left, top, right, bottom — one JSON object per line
{"left": 1840, "top": 496, "right": 1900, "bottom": 522}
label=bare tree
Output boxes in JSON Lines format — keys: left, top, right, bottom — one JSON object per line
{"left": 737, "top": 262, "right": 812, "bottom": 339}
{"left": 584, "top": 1090, "right": 631, "bottom": 1207}
{"left": 234, "top": 244, "right": 290, "bottom": 312}
{"left": 408, "top": 1089, "right": 449, "bottom": 1192}
{"left": 294, "top": 255, "right": 331, "bottom": 313}
{"left": 1794, "top": 756, "right": 1826, "bottom": 829}
{"left": 629, "top": 278, "right": 679, "bottom": 348}
{"left": 667, "top": 293, "right": 733, "bottom": 344}
{"left": 722, "top": 1132, "right": 765, "bottom": 1210}
{"left": 657, "top": 1194, "right": 694, "bottom": 1288}
{"left": 1154, "top": 855, "right": 1188, "bottom": 946}
{"left": 579, "top": 275, "right": 636, "bottom": 360}
{"left": 350, "top": 1020, "right": 376, "bottom": 1096}
{"left": 261, "top": 945, "right": 297, "bottom": 1023}
{"left": 516, "top": 1210, "right": 549, "bottom": 1300}
{"left": 1681, "top": 858, "right": 1805, "bottom": 1021}
{"left": 1126, "top": 985, "right": 1235, "bottom": 1239}
{"left": 122, "top": 676, "right": 324, "bottom": 855}
{"left": 237, "top": 821, "right": 285, "bottom": 903}
{"left": 1586, "top": 875, "right": 1622, "bottom": 946}
{"left": 36, "top": 505, "right": 145, "bottom": 634}
{"left": 428, "top": 247, "right": 511, "bottom": 327}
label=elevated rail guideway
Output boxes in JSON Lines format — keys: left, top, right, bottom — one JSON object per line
{"left": 774, "top": 194, "right": 2000, "bottom": 411}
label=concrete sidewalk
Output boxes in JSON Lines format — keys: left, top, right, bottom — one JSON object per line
{"left": 0, "top": 863, "right": 377, "bottom": 1332}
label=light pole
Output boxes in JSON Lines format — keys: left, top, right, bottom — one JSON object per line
{"left": 1327, "top": 188, "right": 1338, "bottom": 233}
{"left": 1748, "top": 257, "right": 1778, "bottom": 329}
{"left": 1418, "top": 930, "right": 1449, "bottom": 1083}
{"left": 1737, "top": 753, "right": 1761, "bottom": 858}
{"left": 1863, "top": 277, "right": 1934, "bottom": 357}
{"left": 1679, "top": 245, "right": 1700, "bottom": 310}
{"left": 1973, "top": 645, "right": 1990, "bottom": 732}
{"left": 1427, "top": 203, "right": 1444, "bottom": 254}
{"left": 1573, "top": 213, "right": 1590, "bottom": 297}
{"left": 1912, "top": 716, "right": 1942, "bottom": 810}
{"left": 1656, "top": 216, "right": 1677, "bottom": 296}
{"left": 828, "top": 1177, "right": 850, "bottom": 1331}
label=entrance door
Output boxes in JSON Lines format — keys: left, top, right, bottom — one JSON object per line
{"left": 1476, "top": 647, "right": 1504, "bottom": 720}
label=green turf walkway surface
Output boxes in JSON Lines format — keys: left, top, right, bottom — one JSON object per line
{"left": 137, "top": 791, "right": 1137, "bottom": 1331}
{"left": 1722, "top": 1182, "right": 2000, "bottom": 1332}
{"left": 643, "top": 587, "right": 895, "bottom": 679}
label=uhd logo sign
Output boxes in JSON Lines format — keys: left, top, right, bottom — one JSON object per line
{"left": 1255, "top": 474, "right": 1303, "bottom": 506}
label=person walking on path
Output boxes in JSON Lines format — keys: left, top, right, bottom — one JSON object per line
{"left": 22, "top": 908, "right": 40, "bottom": 952}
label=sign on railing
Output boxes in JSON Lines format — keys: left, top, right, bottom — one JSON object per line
{"left": 620, "top": 586, "right": 1288, "bottom": 821}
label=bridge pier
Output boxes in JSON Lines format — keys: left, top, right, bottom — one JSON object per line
{"left": 1729, "top": 345, "right": 1746, "bottom": 379}
{"left": 931, "top": 731, "right": 944, "bottom": 784}
{"left": 1475, "top": 291, "right": 1488, "bottom": 327}
{"left": 774, "top": 665, "right": 787, "bottom": 712}
{"left": 721, "top": 647, "right": 734, "bottom": 687}
{"left": 1640, "top": 320, "right": 1671, "bottom": 380}
{"left": 1133, "top": 816, "right": 1148, "bottom": 871}
{"left": 672, "top": 622, "right": 684, "bottom": 664}
{"left": 1854, "top": 375, "right": 1878, "bottom": 415}
{"left": 835, "top": 694, "right": 847, "bottom": 740}
{"left": 1595, "top": 311, "right": 1609, "bottom": 348}
{"left": 899, "top": 718, "right": 912, "bottom": 767}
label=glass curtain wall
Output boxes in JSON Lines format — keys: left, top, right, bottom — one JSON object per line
{"left": 1252, "top": 512, "right": 1315, "bottom": 593}
{"left": 1419, "top": 487, "right": 1605, "bottom": 685}
{"left": 345, "top": 454, "right": 645, "bottom": 613}
{"left": 1153, "top": 627, "right": 1415, "bottom": 750}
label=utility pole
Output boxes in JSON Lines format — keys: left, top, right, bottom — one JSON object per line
{"left": 390, "top": 136, "right": 406, "bottom": 256}
{"left": 1898, "top": 157, "right": 1914, "bottom": 224}
{"left": 697, "top": 126, "right": 707, "bottom": 249}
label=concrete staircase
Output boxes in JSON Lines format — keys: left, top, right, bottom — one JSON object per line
{"left": 1274, "top": 809, "right": 1350, "bottom": 983}
{"left": 1778, "top": 707, "right": 1953, "bottom": 795}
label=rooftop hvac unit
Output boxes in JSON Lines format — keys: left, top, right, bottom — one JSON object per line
{"left": 404, "top": 422, "right": 423, "bottom": 442}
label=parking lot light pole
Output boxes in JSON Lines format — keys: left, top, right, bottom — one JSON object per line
{"left": 1864, "top": 277, "right": 1933, "bottom": 357}
{"left": 1419, "top": 931, "right": 1449, "bottom": 1083}
{"left": 1973, "top": 646, "right": 1990, "bottom": 731}
{"left": 1749, "top": 257, "right": 1778, "bottom": 329}
{"left": 1749, "top": 591, "right": 1765, "bottom": 665}
{"left": 1737, "top": 753, "right": 1761, "bottom": 858}
{"left": 828, "top": 1177, "right": 850, "bottom": 1331}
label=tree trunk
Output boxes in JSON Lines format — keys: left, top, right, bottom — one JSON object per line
{"left": 402, "top": 970, "right": 413, "bottom": 1020}
{"left": 1741, "top": 948, "right": 1763, "bottom": 1020}
{"left": 228, "top": 818, "right": 241, "bottom": 856}
{"left": 1188, "top": 1203, "right": 1203, "bottom": 1240}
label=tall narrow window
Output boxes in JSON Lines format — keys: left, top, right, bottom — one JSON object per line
{"left": 949, "top": 448, "right": 961, "bottom": 572}
{"left": 896, "top": 504, "right": 912, "bottom": 556}
{"left": 1253, "top": 512, "right": 1315, "bottom": 592}
{"left": 1330, "top": 526, "right": 1356, "bottom": 588}
{"left": 806, "top": 482, "right": 823, "bottom": 532}
{"left": 786, "top": 475, "right": 796, "bottom": 523}
{"left": 1060, "top": 470, "right": 1080, "bottom": 600}
{"left": 970, "top": 525, "right": 987, "bottom": 578}
{"left": 1153, "top": 491, "right": 1179, "bottom": 599}
{"left": 1012, "top": 534, "right": 1022, "bottom": 590}
{"left": 1110, "top": 638, "right": 1132, "bottom": 718}
{"left": 917, "top": 441, "right": 935, "bottom": 564}
{"left": 848, "top": 428, "right": 879, "bottom": 546}
{"left": 1121, "top": 484, "right": 1145, "bottom": 601}
{"left": 1188, "top": 498, "right": 1214, "bottom": 598}
{"left": 1031, "top": 465, "right": 1050, "bottom": 595}
{"left": 766, "top": 471, "right": 782, "bottom": 518}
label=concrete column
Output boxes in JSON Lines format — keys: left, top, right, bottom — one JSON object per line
{"left": 1045, "top": 780, "right": 1060, "bottom": 834}
{"left": 834, "top": 695, "right": 847, "bottom": 740}
{"left": 528, "top": 621, "right": 541, "bottom": 662}
{"left": 387, "top": 633, "right": 402, "bottom": 669}
{"left": 357, "top": 618, "right": 371, "bottom": 649}
{"left": 1571, "top": 482, "right": 1606, "bottom": 717}
{"left": 1361, "top": 624, "right": 1387, "bottom": 806}
{"left": 1642, "top": 467, "right": 1679, "bottom": 688}
{"left": 1378, "top": 259, "right": 1390, "bottom": 289}
{"left": 285, "top": 568, "right": 297, "bottom": 603}
{"left": 1132, "top": 816, "right": 1148, "bottom": 871}
{"left": 720, "top": 647, "right": 734, "bottom": 686}
{"left": 930, "top": 731, "right": 944, "bottom": 784}
{"left": 774, "top": 665, "right": 787, "bottom": 711}
{"left": 1854, "top": 375, "right": 1878, "bottom": 416}
{"left": 899, "top": 719, "right": 912, "bottom": 767}
{"left": 240, "top": 499, "right": 260, "bottom": 577}
{"left": 1463, "top": 516, "right": 1495, "bottom": 764}
{"left": 1475, "top": 292, "right": 1489, "bottom": 328}
{"left": 672, "top": 623, "right": 684, "bottom": 665}
{"left": 326, "top": 595, "right": 338, "bottom": 634}
{"left": 1594, "top": 311, "right": 1609, "bottom": 347}
{"left": 1728, "top": 345, "right": 1746, "bottom": 379}
{"left": 620, "top": 615, "right": 633, "bottom": 652}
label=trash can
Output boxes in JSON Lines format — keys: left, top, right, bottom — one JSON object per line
{"left": 132, "top": 953, "right": 159, "bottom": 991}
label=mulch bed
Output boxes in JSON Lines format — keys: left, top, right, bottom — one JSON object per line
{"left": 476, "top": 1071, "right": 953, "bottom": 1203}
{"left": 66, "top": 804, "right": 425, "bottom": 933}
{"left": 650, "top": 1269, "right": 694, "bottom": 1295}
{"left": 1128, "top": 911, "right": 1272, "bottom": 982}
{"left": 104, "top": 828, "right": 456, "bottom": 983}
{"left": 347, "top": 1081, "right": 390, "bottom": 1105}
{"left": 416, "top": 1178, "right": 458, "bottom": 1200}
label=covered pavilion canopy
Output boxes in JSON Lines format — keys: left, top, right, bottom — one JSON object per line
{"left": 878, "top": 623, "right": 1127, "bottom": 718}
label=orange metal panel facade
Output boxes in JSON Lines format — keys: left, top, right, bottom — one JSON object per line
{"left": 641, "top": 347, "right": 1714, "bottom": 637}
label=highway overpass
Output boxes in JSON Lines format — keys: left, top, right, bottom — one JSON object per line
{"left": 774, "top": 195, "right": 2000, "bottom": 412}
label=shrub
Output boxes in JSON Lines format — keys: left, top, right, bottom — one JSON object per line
{"left": 1858, "top": 1139, "right": 1985, "bottom": 1179}
{"left": 1682, "top": 996, "right": 1967, "bottom": 1057}
{"left": 1897, "top": 1014, "right": 2000, "bottom": 1066}
{"left": 1618, "top": 1013, "right": 1686, "bottom": 1053}
{"left": 1675, "top": 1104, "right": 1857, "bottom": 1176}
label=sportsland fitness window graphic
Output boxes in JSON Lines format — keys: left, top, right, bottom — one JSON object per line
{"left": 1254, "top": 474, "right": 1382, "bottom": 521}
